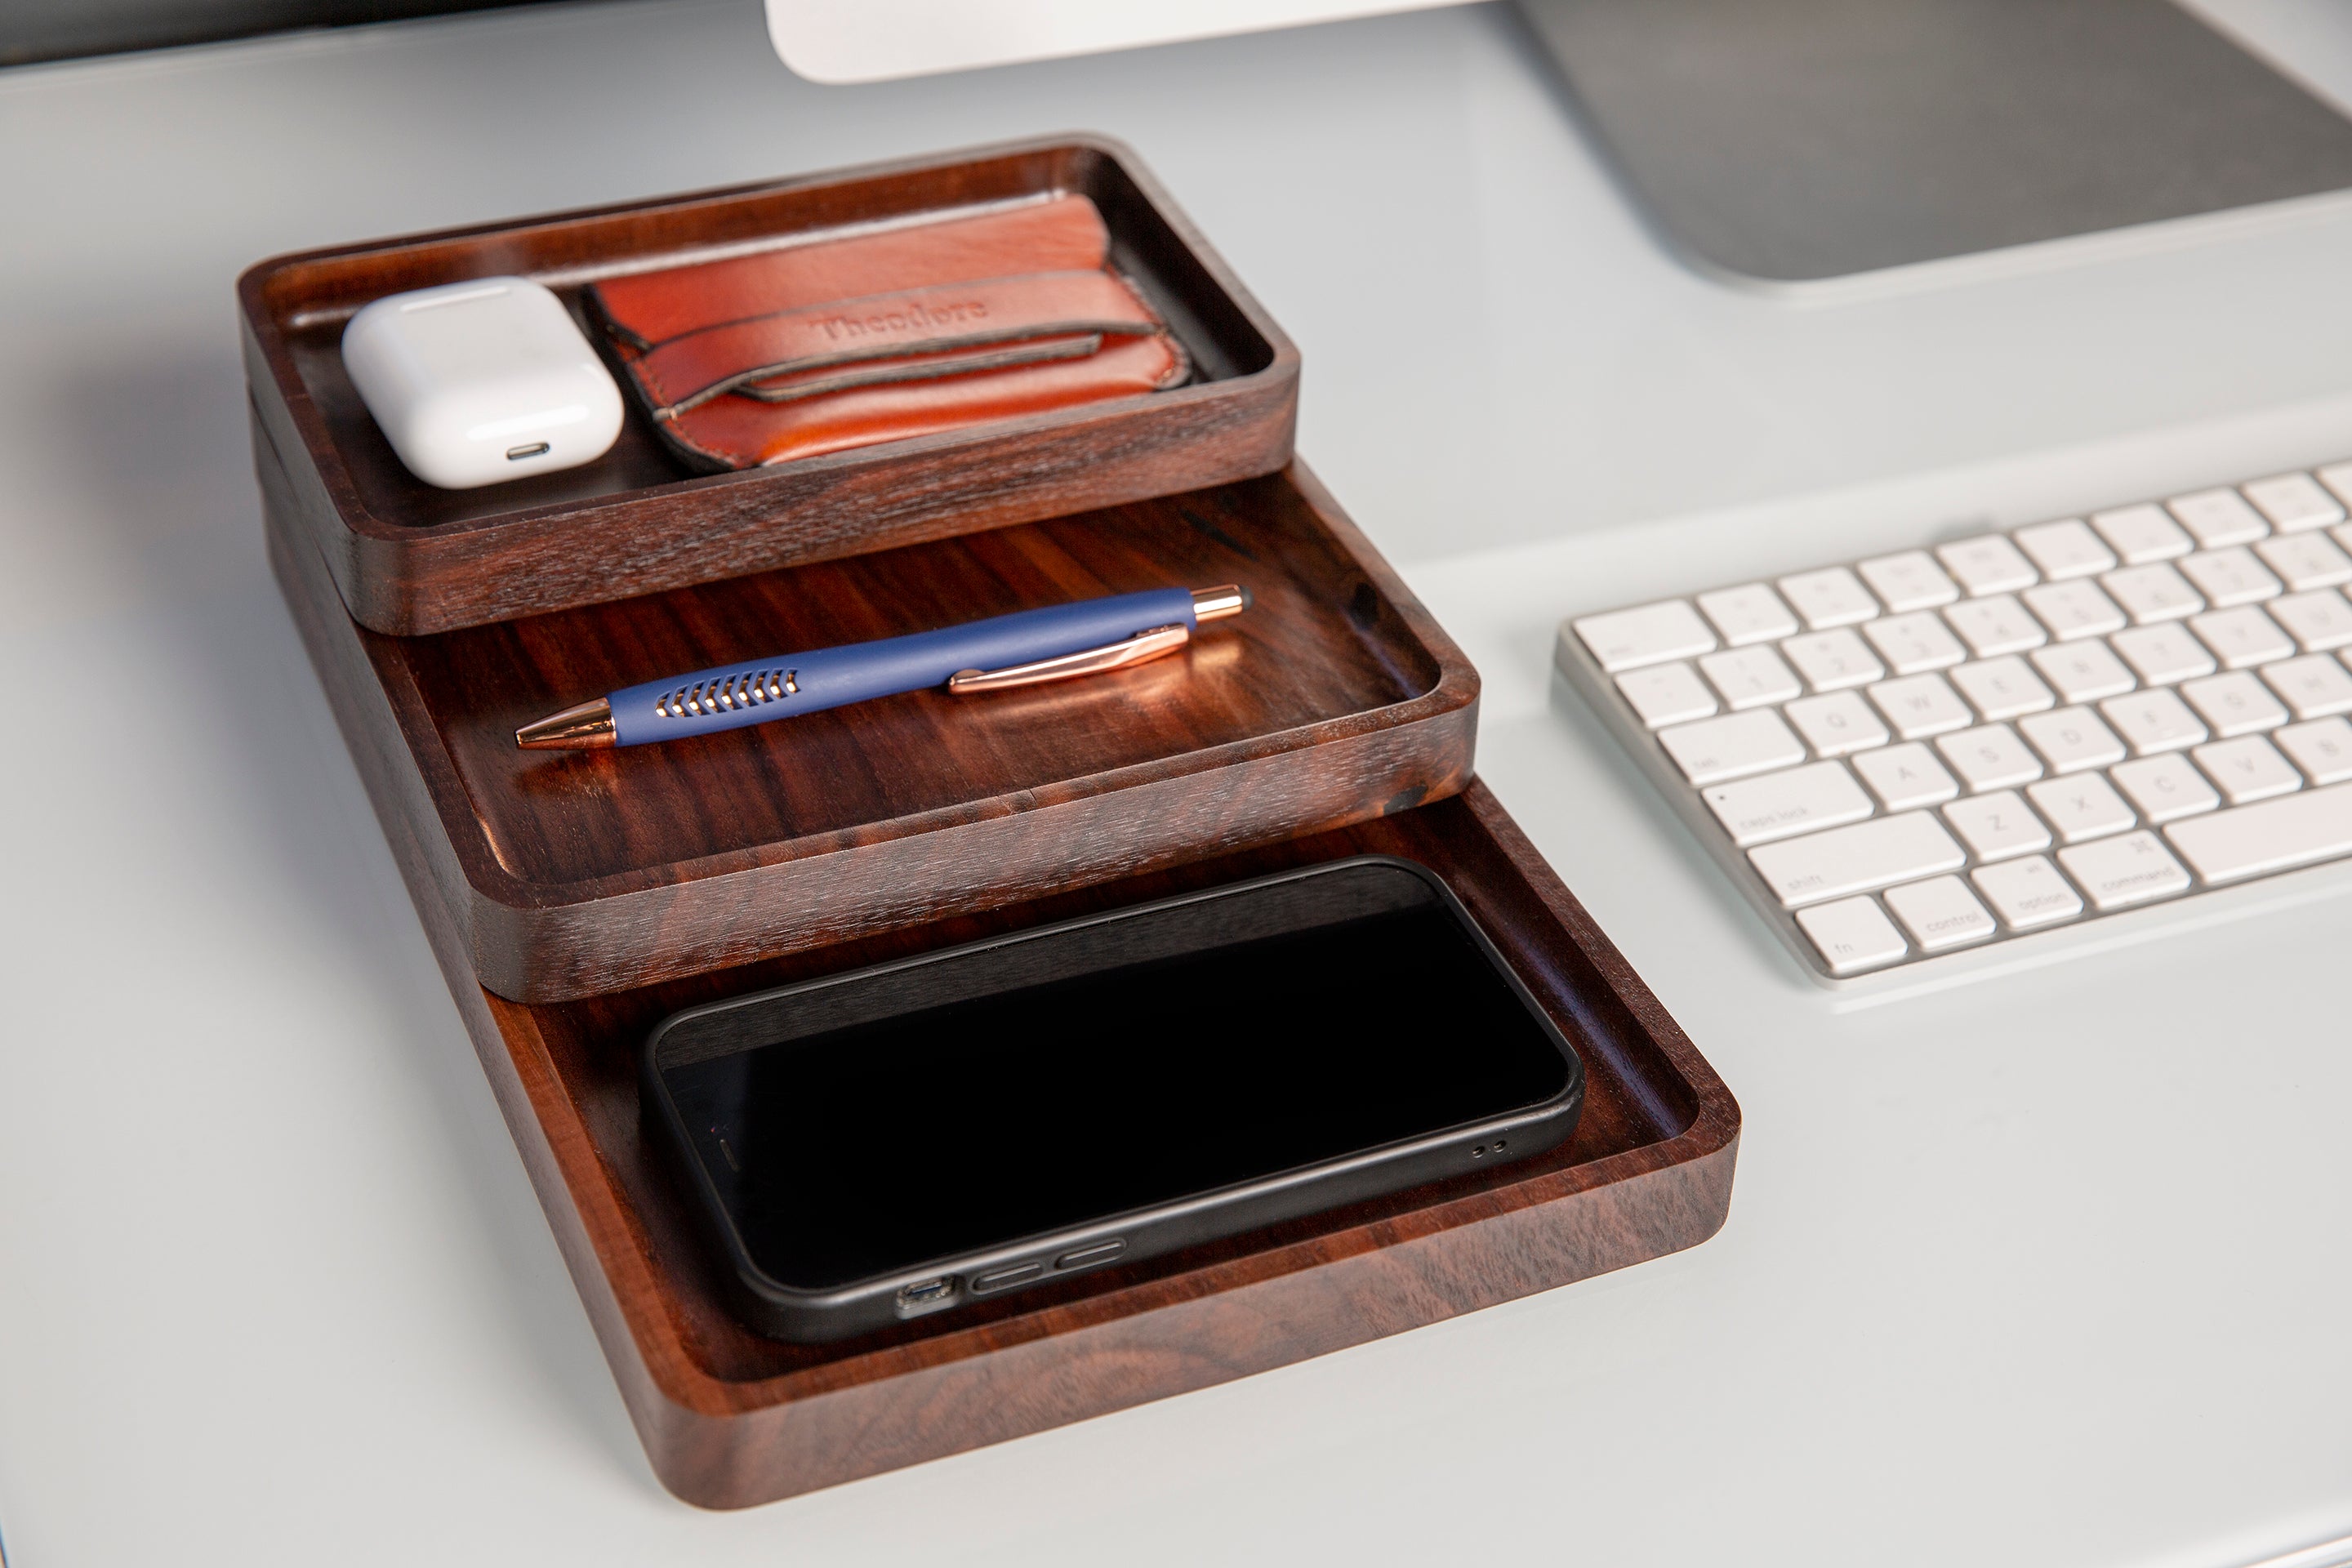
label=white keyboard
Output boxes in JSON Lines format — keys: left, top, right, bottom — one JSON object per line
{"left": 1556, "top": 461, "right": 2352, "bottom": 985}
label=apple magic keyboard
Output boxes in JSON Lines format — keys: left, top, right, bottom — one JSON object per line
{"left": 1557, "top": 461, "right": 2352, "bottom": 986}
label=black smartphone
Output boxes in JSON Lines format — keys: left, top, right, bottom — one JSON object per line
{"left": 640, "top": 856, "right": 1585, "bottom": 1343}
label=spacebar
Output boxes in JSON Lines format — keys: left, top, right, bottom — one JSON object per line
{"left": 2163, "top": 783, "right": 2352, "bottom": 885}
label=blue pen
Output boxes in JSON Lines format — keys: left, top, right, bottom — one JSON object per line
{"left": 514, "top": 583, "right": 1250, "bottom": 749}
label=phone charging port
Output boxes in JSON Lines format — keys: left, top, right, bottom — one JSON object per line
{"left": 895, "top": 1276, "right": 958, "bottom": 1316}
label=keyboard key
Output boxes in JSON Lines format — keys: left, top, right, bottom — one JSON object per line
{"left": 2023, "top": 579, "right": 2127, "bottom": 641}
{"left": 1971, "top": 855, "right": 2083, "bottom": 929}
{"left": 1862, "top": 611, "right": 1967, "bottom": 674}
{"left": 2109, "top": 622, "right": 2216, "bottom": 686}
{"left": 2177, "top": 547, "right": 2282, "bottom": 607}
{"left": 1779, "top": 567, "right": 1879, "bottom": 629}
{"left": 2188, "top": 605, "right": 2295, "bottom": 670}
{"left": 2017, "top": 706, "right": 2127, "bottom": 773}
{"left": 2181, "top": 670, "right": 2289, "bottom": 736}
{"left": 1702, "top": 761, "right": 1875, "bottom": 847}
{"left": 1786, "top": 690, "right": 1892, "bottom": 755}
{"left": 1795, "top": 896, "right": 1910, "bottom": 976}
{"left": 1699, "top": 645, "right": 1803, "bottom": 709}
{"left": 2091, "top": 502, "right": 2193, "bottom": 564}
{"left": 2322, "top": 461, "right": 2352, "bottom": 509}
{"left": 2110, "top": 753, "right": 2221, "bottom": 823}
{"left": 1659, "top": 709, "right": 1809, "bottom": 785}
{"left": 2098, "top": 688, "right": 2207, "bottom": 755}
{"left": 1576, "top": 600, "right": 1717, "bottom": 672}
{"left": 1780, "top": 628, "right": 1884, "bottom": 692}
{"left": 2266, "top": 588, "right": 2352, "bottom": 653}
{"left": 1867, "top": 674, "right": 1971, "bottom": 740}
{"left": 2029, "top": 641, "right": 2135, "bottom": 704}
{"left": 2243, "top": 472, "right": 2345, "bottom": 533}
{"left": 2102, "top": 563, "right": 2203, "bottom": 624}
{"left": 2011, "top": 519, "right": 2115, "bottom": 581}
{"left": 2163, "top": 782, "right": 2352, "bottom": 884}
{"left": 1882, "top": 875, "right": 1997, "bottom": 951}
{"left": 2060, "top": 831, "right": 2192, "bottom": 910}
{"left": 2191, "top": 736, "right": 2303, "bottom": 805}
{"left": 1615, "top": 662, "right": 1719, "bottom": 728}
{"left": 1851, "top": 742, "right": 1961, "bottom": 810}
{"left": 2256, "top": 531, "right": 2352, "bottom": 591}
{"left": 1943, "top": 790, "right": 2052, "bottom": 861}
{"left": 1695, "top": 582, "right": 1802, "bottom": 645}
{"left": 1856, "top": 550, "right": 1960, "bottom": 611}
{"left": 1935, "top": 724, "right": 2043, "bottom": 791}
{"left": 1949, "top": 656, "right": 2056, "bottom": 720}
{"left": 2275, "top": 718, "right": 2352, "bottom": 786}
{"left": 1943, "top": 594, "right": 2047, "bottom": 657}
{"left": 2026, "top": 773, "right": 2136, "bottom": 843}
{"left": 2168, "top": 488, "right": 2270, "bottom": 549}
{"left": 1936, "top": 534, "right": 2038, "bottom": 595}
{"left": 1749, "top": 812, "right": 1967, "bottom": 907}
{"left": 2261, "top": 653, "right": 2352, "bottom": 719}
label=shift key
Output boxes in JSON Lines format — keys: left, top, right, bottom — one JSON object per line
{"left": 1748, "top": 812, "right": 1967, "bottom": 907}
{"left": 2163, "top": 782, "right": 2352, "bottom": 884}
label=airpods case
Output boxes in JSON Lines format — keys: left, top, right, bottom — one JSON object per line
{"left": 341, "top": 276, "right": 624, "bottom": 490}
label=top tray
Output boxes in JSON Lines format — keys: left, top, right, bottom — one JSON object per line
{"left": 239, "top": 136, "right": 1298, "bottom": 635}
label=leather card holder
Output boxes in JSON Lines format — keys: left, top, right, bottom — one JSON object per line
{"left": 590, "top": 194, "right": 1190, "bottom": 471}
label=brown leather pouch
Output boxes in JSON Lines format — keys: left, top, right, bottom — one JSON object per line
{"left": 590, "top": 194, "right": 1189, "bottom": 471}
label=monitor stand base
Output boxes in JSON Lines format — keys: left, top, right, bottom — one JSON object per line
{"left": 1514, "top": 0, "right": 2352, "bottom": 287}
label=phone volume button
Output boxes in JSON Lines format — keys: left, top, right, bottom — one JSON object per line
{"left": 969, "top": 1261, "right": 1046, "bottom": 1294}
{"left": 1054, "top": 1239, "right": 1126, "bottom": 1271}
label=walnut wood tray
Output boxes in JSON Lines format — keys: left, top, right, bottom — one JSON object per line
{"left": 325, "top": 751, "right": 1740, "bottom": 1508}
{"left": 240, "top": 136, "right": 1298, "bottom": 636}
{"left": 261, "top": 429, "right": 1481, "bottom": 1003}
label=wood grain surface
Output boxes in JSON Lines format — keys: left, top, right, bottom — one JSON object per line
{"left": 260, "top": 431, "right": 1481, "bottom": 1001}
{"left": 240, "top": 136, "right": 1299, "bottom": 635}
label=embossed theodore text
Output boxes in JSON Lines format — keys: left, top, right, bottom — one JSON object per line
{"left": 820, "top": 299, "right": 989, "bottom": 341}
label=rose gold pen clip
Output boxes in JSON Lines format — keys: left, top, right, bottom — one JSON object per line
{"left": 944, "top": 584, "right": 1249, "bottom": 693}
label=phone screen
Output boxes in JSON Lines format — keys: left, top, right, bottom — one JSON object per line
{"left": 658, "top": 893, "right": 1573, "bottom": 1292}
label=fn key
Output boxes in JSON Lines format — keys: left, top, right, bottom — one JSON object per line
{"left": 1795, "top": 897, "right": 1909, "bottom": 975}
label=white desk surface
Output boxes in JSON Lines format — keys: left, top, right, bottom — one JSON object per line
{"left": 3, "top": 2, "right": 2351, "bottom": 1562}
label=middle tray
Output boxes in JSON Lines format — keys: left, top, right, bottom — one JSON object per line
{"left": 261, "top": 440, "right": 1481, "bottom": 1003}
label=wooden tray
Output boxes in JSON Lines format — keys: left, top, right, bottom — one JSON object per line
{"left": 344, "top": 760, "right": 1740, "bottom": 1508}
{"left": 261, "top": 431, "right": 1481, "bottom": 1003}
{"left": 241, "top": 136, "right": 1298, "bottom": 635}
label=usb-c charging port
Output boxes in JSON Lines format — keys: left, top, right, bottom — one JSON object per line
{"left": 896, "top": 1276, "right": 958, "bottom": 1316}
{"left": 506, "top": 441, "right": 551, "bottom": 461}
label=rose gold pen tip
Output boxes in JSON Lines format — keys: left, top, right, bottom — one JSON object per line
{"left": 515, "top": 697, "right": 617, "bottom": 750}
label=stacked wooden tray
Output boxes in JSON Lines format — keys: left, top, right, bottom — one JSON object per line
{"left": 241, "top": 136, "right": 1298, "bottom": 635}
{"left": 247, "top": 139, "right": 1740, "bottom": 1508}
